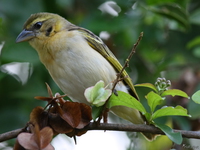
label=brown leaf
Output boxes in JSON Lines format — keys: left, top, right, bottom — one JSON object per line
{"left": 17, "top": 124, "right": 54, "bottom": 150}
{"left": 30, "top": 106, "right": 49, "bottom": 129}
{"left": 13, "top": 139, "right": 26, "bottom": 150}
{"left": 40, "top": 127, "right": 54, "bottom": 149}
{"left": 34, "top": 96, "right": 53, "bottom": 101}
{"left": 49, "top": 113, "right": 73, "bottom": 134}
{"left": 66, "top": 129, "right": 87, "bottom": 137}
{"left": 17, "top": 132, "right": 39, "bottom": 150}
{"left": 55, "top": 93, "right": 68, "bottom": 105}
{"left": 45, "top": 82, "right": 53, "bottom": 98}
{"left": 77, "top": 103, "right": 92, "bottom": 129}
{"left": 60, "top": 101, "right": 81, "bottom": 128}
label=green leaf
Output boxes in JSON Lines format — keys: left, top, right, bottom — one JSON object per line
{"left": 161, "top": 89, "right": 189, "bottom": 98}
{"left": 152, "top": 105, "right": 191, "bottom": 120}
{"left": 186, "top": 36, "right": 200, "bottom": 49}
{"left": 135, "top": 83, "right": 158, "bottom": 92}
{"left": 91, "top": 105, "right": 103, "bottom": 121}
{"left": 189, "top": 9, "right": 200, "bottom": 25}
{"left": 192, "top": 47, "right": 200, "bottom": 58}
{"left": 84, "top": 80, "right": 112, "bottom": 107}
{"left": 155, "top": 123, "right": 182, "bottom": 144}
{"left": 146, "top": 91, "right": 163, "bottom": 113}
{"left": 107, "top": 91, "right": 147, "bottom": 115}
{"left": 148, "top": 3, "right": 189, "bottom": 30}
{"left": 192, "top": 90, "right": 200, "bottom": 104}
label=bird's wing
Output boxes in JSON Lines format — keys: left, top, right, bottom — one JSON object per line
{"left": 68, "top": 27, "right": 139, "bottom": 100}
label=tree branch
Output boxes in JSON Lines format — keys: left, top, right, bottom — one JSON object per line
{"left": 1, "top": 123, "right": 200, "bottom": 142}
{"left": 0, "top": 128, "right": 24, "bottom": 142}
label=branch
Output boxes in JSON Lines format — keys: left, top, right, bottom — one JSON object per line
{"left": 111, "top": 32, "right": 143, "bottom": 92}
{"left": 1, "top": 123, "right": 200, "bottom": 142}
{"left": 86, "top": 123, "right": 200, "bottom": 139}
{"left": 0, "top": 128, "right": 24, "bottom": 142}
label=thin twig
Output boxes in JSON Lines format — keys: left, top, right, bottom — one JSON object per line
{"left": 1, "top": 122, "right": 200, "bottom": 142}
{"left": 97, "top": 32, "right": 144, "bottom": 123}
{"left": 111, "top": 32, "right": 143, "bottom": 92}
{"left": 0, "top": 128, "right": 24, "bottom": 142}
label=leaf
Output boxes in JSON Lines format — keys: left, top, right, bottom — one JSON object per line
{"left": 29, "top": 106, "right": 48, "bottom": 129}
{"left": 161, "top": 89, "right": 189, "bottom": 98}
{"left": 84, "top": 80, "right": 112, "bottom": 107}
{"left": 146, "top": 91, "right": 163, "bottom": 112}
{"left": 192, "top": 47, "right": 200, "bottom": 58}
{"left": 135, "top": 83, "right": 158, "bottom": 92}
{"left": 155, "top": 123, "right": 182, "bottom": 144}
{"left": 148, "top": 3, "right": 190, "bottom": 30}
{"left": 152, "top": 105, "right": 191, "bottom": 120}
{"left": 17, "top": 126, "right": 54, "bottom": 150}
{"left": 189, "top": 9, "right": 200, "bottom": 25}
{"left": 91, "top": 105, "right": 104, "bottom": 121}
{"left": 18, "top": 132, "right": 39, "bottom": 150}
{"left": 39, "top": 127, "right": 54, "bottom": 149}
{"left": 192, "top": 90, "right": 200, "bottom": 104}
{"left": 48, "top": 113, "right": 73, "bottom": 134}
{"left": 186, "top": 36, "right": 200, "bottom": 49}
{"left": 107, "top": 91, "right": 146, "bottom": 114}
{"left": 77, "top": 103, "right": 92, "bottom": 128}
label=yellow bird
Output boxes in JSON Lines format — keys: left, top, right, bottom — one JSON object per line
{"left": 16, "top": 12, "right": 153, "bottom": 140}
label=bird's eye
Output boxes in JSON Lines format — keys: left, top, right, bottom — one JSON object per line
{"left": 34, "top": 22, "right": 43, "bottom": 30}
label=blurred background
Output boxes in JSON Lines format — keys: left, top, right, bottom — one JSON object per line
{"left": 1, "top": 0, "right": 200, "bottom": 149}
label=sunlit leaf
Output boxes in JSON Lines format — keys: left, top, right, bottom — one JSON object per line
{"left": 161, "top": 89, "right": 189, "bottom": 98}
{"left": 146, "top": 91, "right": 163, "bottom": 112}
{"left": 84, "top": 80, "right": 112, "bottom": 107}
{"left": 155, "top": 123, "right": 182, "bottom": 144}
{"left": 192, "top": 90, "right": 200, "bottom": 104}
{"left": 152, "top": 105, "right": 191, "bottom": 120}
{"left": 135, "top": 83, "right": 158, "bottom": 92}
{"left": 107, "top": 91, "right": 146, "bottom": 114}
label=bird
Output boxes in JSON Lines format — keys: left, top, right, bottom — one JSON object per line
{"left": 16, "top": 12, "right": 154, "bottom": 140}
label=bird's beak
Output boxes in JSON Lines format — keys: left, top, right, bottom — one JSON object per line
{"left": 16, "top": 29, "right": 35, "bottom": 43}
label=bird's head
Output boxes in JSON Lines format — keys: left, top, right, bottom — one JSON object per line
{"left": 16, "top": 12, "right": 73, "bottom": 45}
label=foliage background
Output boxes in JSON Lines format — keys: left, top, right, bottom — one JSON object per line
{"left": 1, "top": 0, "right": 200, "bottom": 149}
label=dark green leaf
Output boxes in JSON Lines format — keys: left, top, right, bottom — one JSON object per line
{"left": 148, "top": 3, "right": 190, "bottom": 30}
{"left": 92, "top": 105, "right": 103, "bottom": 121}
{"left": 155, "top": 123, "right": 182, "bottom": 144}
{"left": 186, "top": 36, "right": 200, "bottom": 49}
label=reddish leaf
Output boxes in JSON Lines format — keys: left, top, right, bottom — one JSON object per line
{"left": 40, "top": 127, "right": 54, "bottom": 149}
{"left": 17, "top": 132, "right": 39, "bottom": 150}
{"left": 66, "top": 129, "right": 88, "bottom": 137}
{"left": 55, "top": 93, "right": 68, "bottom": 105}
{"left": 17, "top": 125, "right": 54, "bottom": 150}
{"left": 41, "top": 144, "right": 55, "bottom": 150}
{"left": 60, "top": 102, "right": 81, "bottom": 128}
{"left": 49, "top": 113, "right": 73, "bottom": 134}
{"left": 77, "top": 103, "right": 92, "bottom": 129}
{"left": 34, "top": 96, "right": 53, "bottom": 101}
{"left": 14, "top": 139, "right": 26, "bottom": 150}
{"left": 45, "top": 83, "right": 53, "bottom": 98}
{"left": 30, "top": 106, "right": 49, "bottom": 129}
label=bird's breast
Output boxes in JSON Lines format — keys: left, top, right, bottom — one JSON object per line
{"left": 37, "top": 30, "right": 128, "bottom": 104}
